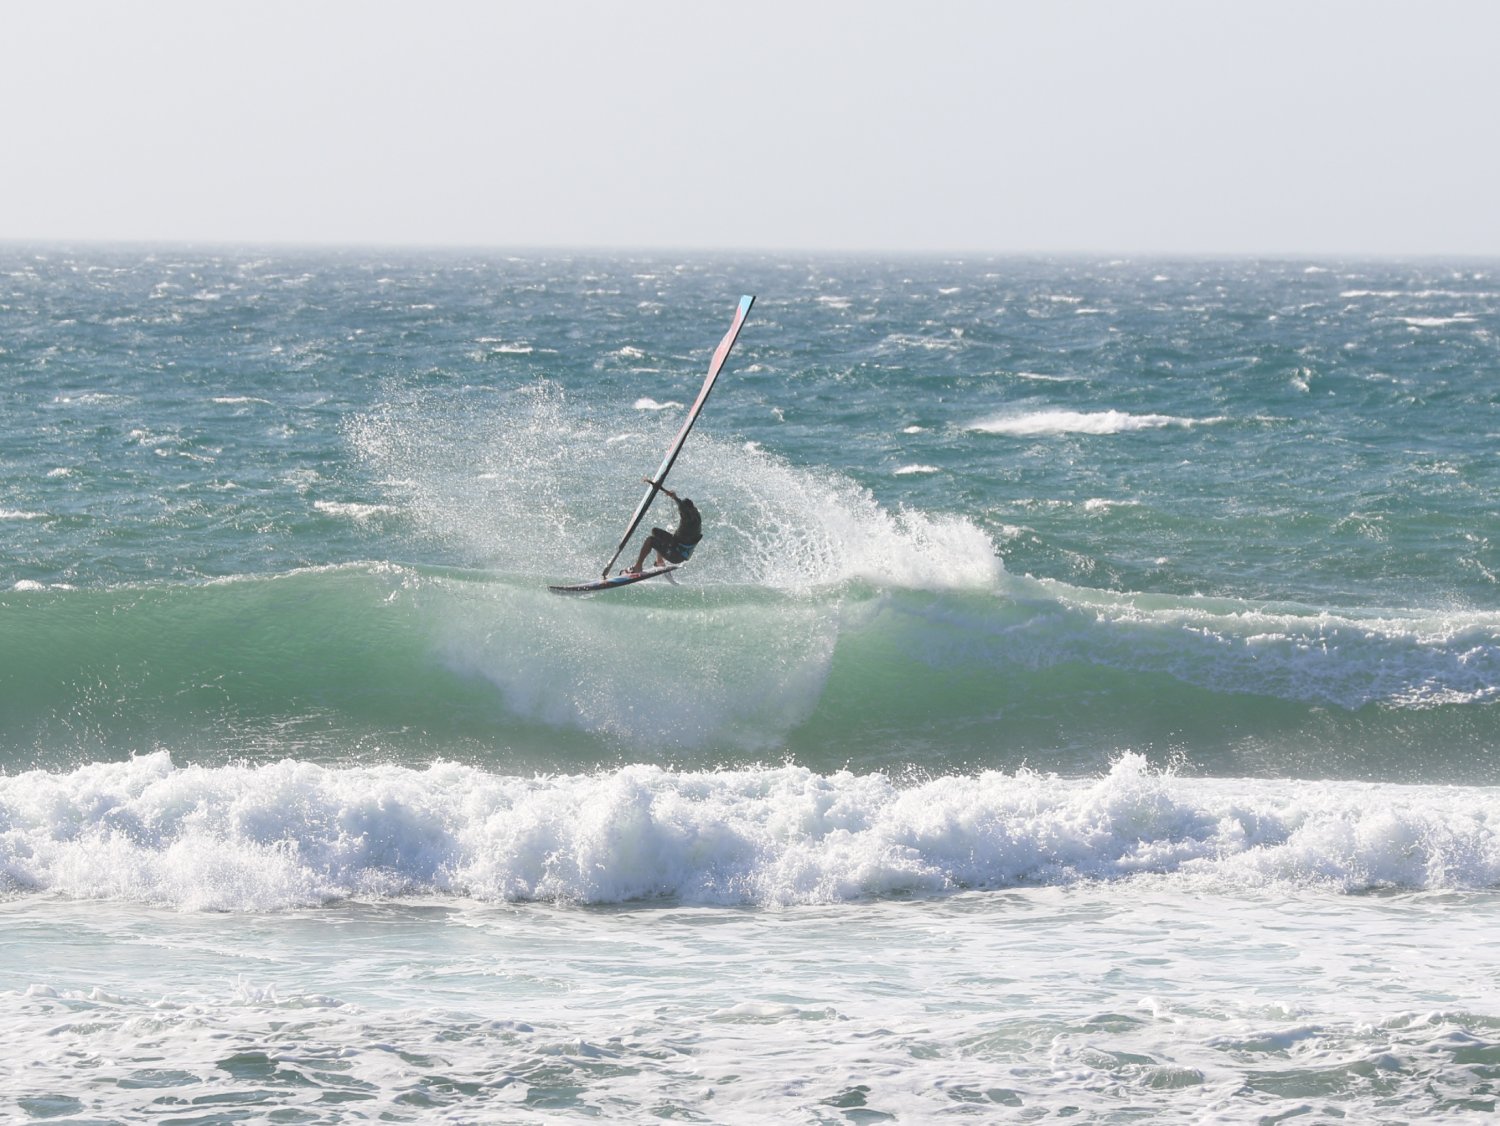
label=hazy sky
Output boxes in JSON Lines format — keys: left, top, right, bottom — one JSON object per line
{"left": 6, "top": 1, "right": 1498, "bottom": 256}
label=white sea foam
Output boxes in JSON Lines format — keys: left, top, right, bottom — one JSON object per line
{"left": 1342, "top": 289, "right": 1499, "bottom": 299}
{"left": 312, "top": 500, "right": 396, "bottom": 522}
{"left": 633, "top": 397, "right": 682, "bottom": 411}
{"left": 969, "top": 410, "right": 1222, "bottom": 436}
{"left": 3, "top": 753, "right": 1498, "bottom": 911}
{"left": 1400, "top": 315, "right": 1476, "bottom": 328}
{"left": 894, "top": 464, "right": 940, "bottom": 476}
{"left": 708, "top": 440, "right": 1000, "bottom": 592}
{"left": 50, "top": 392, "right": 122, "bottom": 406}
{"left": 3, "top": 887, "right": 1497, "bottom": 1125}
{"left": 882, "top": 333, "right": 959, "bottom": 352}
{"left": 1012, "top": 371, "right": 1079, "bottom": 383}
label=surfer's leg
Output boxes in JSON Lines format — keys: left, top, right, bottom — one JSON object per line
{"left": 628, "top": 530, "right": 667, "bottom": 574}
{"left": 648, "top": 530, "right": 673, "bottom": 568}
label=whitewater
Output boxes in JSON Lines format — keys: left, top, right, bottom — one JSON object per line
{"left": 3, "top": 248, "right": 1500, "bottom": 1122}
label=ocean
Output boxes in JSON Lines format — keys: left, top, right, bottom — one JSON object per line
{"left": 2, "top": 247, "right": 1499, "bottom": 1122}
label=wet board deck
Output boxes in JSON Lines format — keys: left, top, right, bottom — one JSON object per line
{"left": 548, "top": 564, "right": 679, "bottom": 594}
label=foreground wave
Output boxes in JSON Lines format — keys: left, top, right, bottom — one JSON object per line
{"left": 4, "top": 752, "right": 1498, "bottom": 910}
{"left": 5, "top": 562, "right": 1500, "bottom": 779}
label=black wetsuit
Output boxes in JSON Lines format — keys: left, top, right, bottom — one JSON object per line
{"left": 646, "top": 496, "right": 701, "bottom": 563}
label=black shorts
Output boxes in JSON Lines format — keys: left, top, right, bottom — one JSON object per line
{"left": 647, "top": 528, "right": 697, "bottom": 564}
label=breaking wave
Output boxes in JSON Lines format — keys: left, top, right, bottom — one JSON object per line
{"left": 4, "top": 752, "right": 1498, "bottom": 910}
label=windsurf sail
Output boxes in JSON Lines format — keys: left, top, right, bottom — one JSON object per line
{"left": 598, "top": 294, "right": 755, "bottom": 578}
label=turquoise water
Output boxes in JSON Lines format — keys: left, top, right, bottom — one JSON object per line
{"left": 3, "top": 247, "right": 1500, "bottom": 1121}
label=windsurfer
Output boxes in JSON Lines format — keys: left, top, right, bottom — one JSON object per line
{"left": 624, "top": 478, "right": 702, "bottom": 574}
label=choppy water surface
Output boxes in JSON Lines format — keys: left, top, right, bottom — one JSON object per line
{"left": 3, "top": 247, "right": 1499, "bottom": 1121}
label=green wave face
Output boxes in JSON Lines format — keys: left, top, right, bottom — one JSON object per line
{"left": 5, "top": 565, "right": 1497, "bottom": 782}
